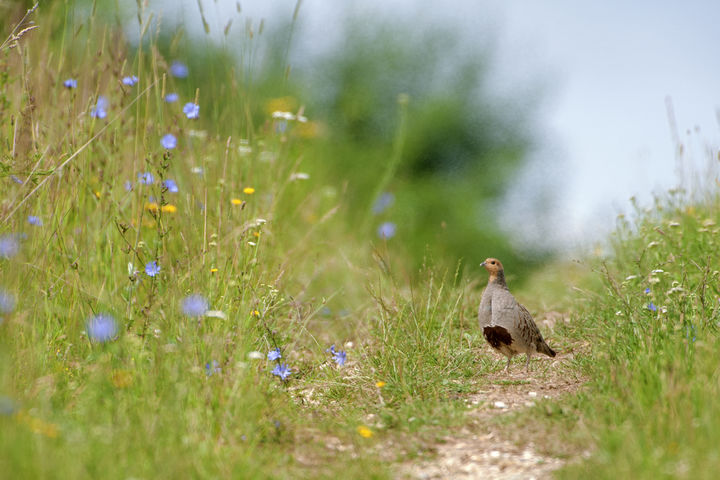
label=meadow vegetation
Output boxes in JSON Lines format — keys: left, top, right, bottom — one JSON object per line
{"left": 1, "top": 3, "right": 719, "bottom": 479}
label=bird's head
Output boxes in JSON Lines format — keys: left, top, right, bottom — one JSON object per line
{"left": 480, "top": 258, "right": 505, "bottom": 282}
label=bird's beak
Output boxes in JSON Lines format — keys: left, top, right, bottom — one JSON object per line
{"left": 480, "top": 261, "right": 486, "bottom": 267}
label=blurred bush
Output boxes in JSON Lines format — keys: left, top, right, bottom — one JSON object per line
{"left": 295, "top": 18, "right": 547, "bottom": 277}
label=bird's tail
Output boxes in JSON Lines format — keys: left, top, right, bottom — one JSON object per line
{"left": 538, "top": 340, "right": 556, "bottom": 358}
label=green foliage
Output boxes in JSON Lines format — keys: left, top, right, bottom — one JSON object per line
{"left": 1, "top": 4, "right": 533, "bottom": 477}
{"left": 558, "top": 194, "right": 720, "bottom": 479}
{"left": 0, "top": 4, "right": 385, "bottom": 477}
{"left": 294, "top": 17, "right": 543, "bottom": 276}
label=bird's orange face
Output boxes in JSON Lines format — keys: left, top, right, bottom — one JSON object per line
{"left": 480, "top": 258, "right": 504, "bottom": 275}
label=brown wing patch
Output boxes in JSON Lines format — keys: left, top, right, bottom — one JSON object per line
{"left": 483, "top": 325, "right": 513, "bottom": 349}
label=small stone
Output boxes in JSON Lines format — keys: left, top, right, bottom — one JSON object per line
{"left": 493, "top": 401, "right": 508, "bottom": 409}
{"left": 528, "top": 391, "right": 537, "bottom": 398}
{"left": 489, "top": 450, "right": 501, "bottom": 458}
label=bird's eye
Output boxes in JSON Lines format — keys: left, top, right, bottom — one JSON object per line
{"left": 491, "top": 261, "right": 496, "bottom": 265}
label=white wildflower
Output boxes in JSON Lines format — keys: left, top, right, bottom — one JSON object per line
{"left": 272, "top": 111, "right": 295, "bottom": 121}
{"left": 290, "top": 172, "right": 310, "bottom": 181}
{"left": 188, "top": 129, "right": 207, "bottom": 139}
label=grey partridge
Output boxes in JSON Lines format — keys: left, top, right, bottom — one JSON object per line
{"left": 478, "top": 258, "right": 556, "bottom": 371}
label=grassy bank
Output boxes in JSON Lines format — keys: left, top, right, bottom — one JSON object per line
{"left": 552, "top": 193, "right": 720, "bottom": 478}
{"left": 0, "top": 5, "right": 514, "bottom": 478}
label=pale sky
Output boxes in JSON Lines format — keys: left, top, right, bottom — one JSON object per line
{"left": 155, "top": 0, "right": 720, "bottom": 251}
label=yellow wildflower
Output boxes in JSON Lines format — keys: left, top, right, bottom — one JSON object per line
{"left": 296, "top": 121, "right": 323, "bottom": 139}
{"left": 265, "top": 96, "right": 298, "bottom": 115}
{"left": 251, "top": 310, "right": 260, "bottom": 317}
{"left": 145, "top": 202, "right": 160, "bottom": 212}
{"left": 94, "top": 191, "right": 101, "bottom": 199}
{"left": 356, "top": 425, "right": 373, "bottom": 438}
{"left": 16, "top": 410, "right": 59, "bottom": 438}
{"left": 231, "top": 198, "right": 244, "bottom": 205}
{"left": 210, "top": 267, "right": 218, "bottom": 273}
{"left": 111, "top": 370, "right": 133, "bottom": 388}
{"left": 243, "top": 187, "right": 255, "bottom": 195}
{"left": 375, "top": 381, "right": 386, "bottom": 388}
{"left": 161, "top": 204, "right": 177, "bottom": 213}
{"left": 253, "top": 231, "right": 260, "bottom": 237}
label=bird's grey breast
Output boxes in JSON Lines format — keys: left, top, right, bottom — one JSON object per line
{"left": 478, "top": 288, "right": 493, "bottom": 327}
{"left": 491, "top": 289, "right": 519, "bottom": 328}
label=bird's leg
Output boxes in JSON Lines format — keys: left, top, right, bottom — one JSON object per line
{"left": 505, "top": 356, "right": 511, "bottom": 373}
{"left": 525, "top": 353, "right": 532, "bottom": 371}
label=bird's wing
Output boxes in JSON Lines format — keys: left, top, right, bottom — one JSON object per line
{"left": 517, "top": 302, "right": 555, "bottom": 354}
{"left": 517, "top": 303, "right": 542, "bottom": 336}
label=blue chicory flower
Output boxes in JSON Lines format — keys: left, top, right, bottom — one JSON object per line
{"left": 648, "top": 302, "right": 657, "bottom": 312}
{"left": 326, "top": 345, "right": 347, "bottom": 366}
{"left": 27, "top": 216, "right": 43, "bottom": 226}
{"left": 124, "top": 180, "right": 133, "bottom": 191}
{"left": 205, "top": 360, "right": 221, "bottom": 376}
{"left": 183, "top": 102, "right": 199, "bottom": 119}
{"left": 163, "top": 179, "right": 179, "bottom": 193}
{"left": 138, "top": 172, "right": 154, "bottom": 185}
{"left": 86, "top": 313, "right": 118, "bottom": 343}
{"left": 333, "top": 350, "right": 347, "bottom": 366}
{"left": 182, "top": 294, "right": 208, "bottom": 317}
{"left": 271, "top": 363, "right": 291, "bottom": 381}
{"left": 377, "top": 222, "right": 397, "bottom": 239}
{"left": 644, "top": 288, "right": 651, "bottom": 294}
{"left": 372, "top": 192, "right": 395, "bottom": 214}
{"left": 63, "top": 78, "right": 78, "bottom": 89}
{"left": 161, "top": 134, "right": 177, "bottom": 150}
{"left": 10, "top": 175, "right": 23, "bottom": 184}
{"left": 90, "top": 96, "right": 109, "bottom": 119}
{"left": 165, "top": 92, "right": 179, "bottom": 103}
{"left": 122, "top": 75, "right": 139, "bottom": 86}
{"left": 268, "top": 348, "right": 282, "bottom": 361}
{"left": 0, "top": 235, "right": 20, "bottom": 259}
{"left": 0, "top": 395, "right": 17, "bottom": 416}
{"left": 169, "top": 61, "right": 189, "bottom": 78}
{"left": 145, "top": 261, "right": 161, "bottom": 277}
{"left": 0, "top": 289, "right": 16, "bottom": 314}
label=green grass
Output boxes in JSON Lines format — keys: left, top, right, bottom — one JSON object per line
{"left": 0, "top": 5, "right": 500, "bottom": 478}
{"left": 553, "top": 195, "right": 720, "bottom": 479}
{"left": 3, "top": 3, "right": 720, "bottom": 479}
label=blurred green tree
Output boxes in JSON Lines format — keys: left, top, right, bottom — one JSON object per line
{"left": 296, "top": 18, "right": 547, "bottom": 278}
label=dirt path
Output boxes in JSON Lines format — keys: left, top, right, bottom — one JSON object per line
{"left": 399, "top": 350, "right": 585, "bottom": 480}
